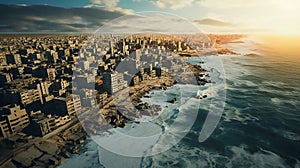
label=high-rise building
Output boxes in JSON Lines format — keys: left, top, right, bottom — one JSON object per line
{"left": 39, "top": 80, "right": 51, "bottom": 96}
{"left": 177, "top": 41, "right": 182, "bottom": 51}
{"left": 109, "top": 41, "right": 114, "bottom": 57}
{"left": 133, "top": 49, "right": 141, "bottom": 60}
{"left": 145, "top": 64, "right": 156, "bottom": 79}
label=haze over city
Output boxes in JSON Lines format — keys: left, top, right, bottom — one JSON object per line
{"left": 0, "top": 0, "right": 300, "bottom": 34}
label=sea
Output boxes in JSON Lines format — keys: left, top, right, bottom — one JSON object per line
{"left": 59, "top": 35, "right": 300, "bottom": 168}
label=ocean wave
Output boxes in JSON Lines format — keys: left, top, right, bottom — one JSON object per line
{"left": 238, "top": 63, "right": 273, "bottom": 69}
{"left": 244, "top": 53, "right": 262, "bottom": 57}
{"left": 254, "top": 81, "right": 300, "bottom": 103}
{"left": 295, "top": 159, "right": 300, "bottom": 168}
{"left": 226, "top": 145, "right": 288, "bottom": 168}
{"left": 222, "top": 63, "right": 252, "bottom": 79}
{"left": 270, "top": 97, "right": 287, "bottom": 105}
{"left": 271, "top": 129, "right": 300, "bottom": 141}
{"left": 222, "top": 36, "right": 262, "bottom": 56}
{"left": 222, "top": 106, "right": 259, "bottom": 124}
{"left": 269, "top": 96, "right": 299, "bottom": 107}
{"left": 257, "top": 87, "right": 300, "bottom": 100}
{"left": 142, "top": 144, "right": 290, "bottom": 168}
{"left": 142, "top": 145, "right": 229, "bottom": 168}
{"left": 230, "top": 79, "right": 258, "bottom": 88}
{"left": 261, "top": 81, "right": 299, "bottom": 91}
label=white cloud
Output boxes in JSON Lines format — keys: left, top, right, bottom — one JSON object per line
{"left": 16, "top": 4, "right": 28, "bottom": 6}
{"left": 111, "top": 7, "right": 134, "bottom": 14}
{"left": 98, "top": 13, "right": 202, "bottom": 34}
{"left": 0, "top": 4, "right": 129, "bottom": 32}
{"left": 196, "top": 0, "right": 300, "bottom": 33}
{"left": 154, "top": 0, "right": 194, "bottom": 10}
{"left": 90, "top": 0, "right": 120, "bottom": 8}
{"left": 197, "top": 0, "right": 260, "bottom": 8}
{"left": 87, "top": 0, "right": 133, "bottom": 14}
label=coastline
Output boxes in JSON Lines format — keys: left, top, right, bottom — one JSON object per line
{"left": 60, "top": 56, "right": 213, "bottom": 167}
{"left": 0, "top": 34, "right": 244, "bottom": 168}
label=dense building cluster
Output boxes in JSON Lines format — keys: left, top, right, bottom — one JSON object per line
{"left": 0, "top": 33, "right": 210, "bottom": 139}
{"left": 0, "top": 35, "right": 88, "bottom": 139}
{"left": 0, "top": 33, "right": 214, "bottom": 167}
{"left": 75, "top": 34, "right": 210, "bottom": 134}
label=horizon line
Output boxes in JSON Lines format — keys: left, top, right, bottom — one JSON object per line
{"left": 0, "top": 32, "right": 300, "bottom": 35}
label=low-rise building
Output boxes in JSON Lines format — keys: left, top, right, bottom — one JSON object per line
{"left": 55, "top": 115, "right": 71, "bottom": 127}
{"left": 0, "top": 105, "right": 30, "bottom": 138}
{"left": 26, "top": 116, "right": 56, "bottom": 137}
{"left": 45, "top": 94, "right": 81, "bottom": 116}
{"left": 0, "top": 72, "right": 12, "bottom": 86}
{"left": 19, "top": 86, "right": 44, "bottom": 105}
{"left": 103, "top": 72, "right": 127, "bottom": 94}
{"left": 97, "top": 92, "right": 108, "bottom": 107}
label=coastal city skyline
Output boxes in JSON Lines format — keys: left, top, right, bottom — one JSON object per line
{"left": 0, "top": 30, "right": 224, "bottom": 167}
{"left": 0, "top": 1, "right": 299, "bottom": 168}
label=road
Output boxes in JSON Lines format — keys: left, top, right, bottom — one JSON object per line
{"left": 0, "top": 118, "right": 79, "bottom": 167}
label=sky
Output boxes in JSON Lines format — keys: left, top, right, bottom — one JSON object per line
{"left": 0, "top": 0, "right": 300, "bottom": 34}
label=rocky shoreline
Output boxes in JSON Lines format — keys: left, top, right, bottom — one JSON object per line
{"left": 15, "top": 62, "right": 208, "bottom": 168}
{"left": 38, "top": 62, "right": 209, "bottom": 168}
{"left": 77, "top": 59, "right": 210, "bottom": 137}
{"left": 99, "top": 62, "right": 209, "bottom": 129}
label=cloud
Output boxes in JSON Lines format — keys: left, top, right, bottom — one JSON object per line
{"left": 90, "top": 0, "right": 120, "bottom": 8}
{"left": 16, "top": 4, "right": 27, "bottom": 6}
{"left": 194, "top": 18, "right": 235, "bottom": 27}
{"left": 0, "top": 4, "right": 129, "bottom": 33}
{"left": 154, "top": 0, "right": 194, "bottom": 10}
{"left": 85, "top": 0, "right": 133, "bottom": 14}
{"left": 197, "top": 0, "right": 260, "bottom": 8}
{"left": 84, "top": 4, "right": 133, "bottom": 14}
{"left": 196, "top": 0, "right": 300, "bottom": 33}
{"left": 97, "top": 13, "right": 202, "bottom": 34}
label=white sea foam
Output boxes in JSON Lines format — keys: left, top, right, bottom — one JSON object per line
{"left": 226, "top": 145, "right": 287, "bottom": 168}
{"left": 222, "top": 36, "right": 263, "bottom": 56}
{"left": 261, "top": 80, "right": 300, "bottom": 93}
{"left": 142, "top": 145, "right": 224, "bottom": 167}
{"left": 60, "top": 140, "right": 291, "bottom": 168}
{"left": 222, "top": 107, "right": 259, "bottom": 123}
{"left": 272, "top": 129, "right": 300, "bottom": 141}
{"left": 295, "top": 159, "right": 300, "bottom": 168}
{"left": 270, "top": 97, "right": 299, "bottom": 107}
{"left": 93, "top": 83, "right": 206, "bottom": 167}
{"left": 271, "top": 97, "right": 283, "bottom": 105}
{"left": 94, "top": 63, "right": 226, "bottom": 164}
{"left": 142, "top": 144, "right": 288, "bottom": 168}
{"left": 59, "top": 141, "right": 103, "bottom": 168}
{"left": 230, "top": 80, "right": 257, "bottom": 88}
